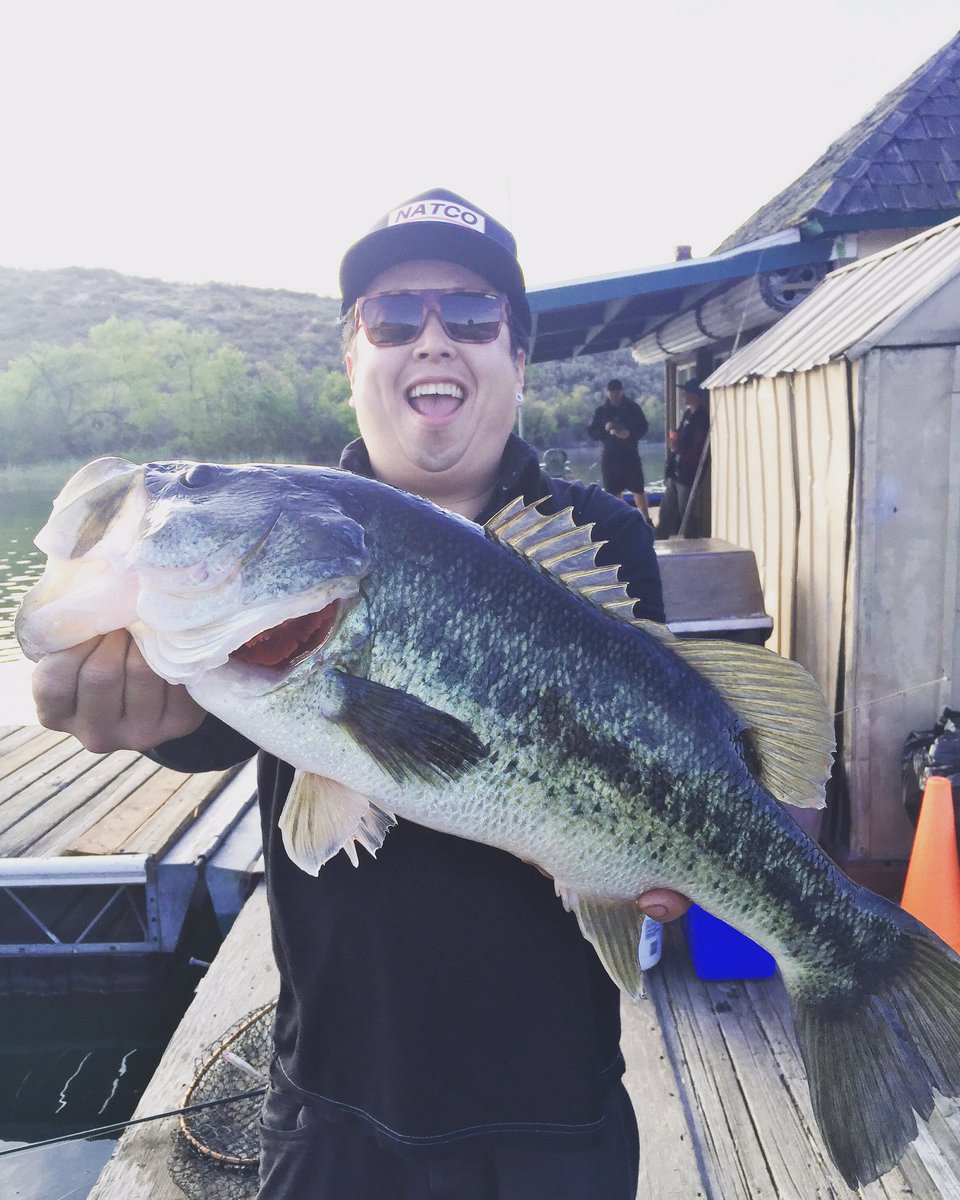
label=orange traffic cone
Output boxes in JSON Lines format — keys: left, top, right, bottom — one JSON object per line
{"left": 901, "top": 775, "right": 960, "bottom": 952}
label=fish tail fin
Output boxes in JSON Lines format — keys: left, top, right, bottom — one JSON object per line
{"left": 788, "top": 899, "right": 960, "bottom": 1188}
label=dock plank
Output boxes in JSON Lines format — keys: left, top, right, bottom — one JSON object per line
{"left": 652, "top": 923, "right": 960, "bottom": 1199}
{"left": 621, "top": 992, "right": 707, "bottom": 1197}
{"left": 656, "top": 939, "right": 771, "bottom": 1196}
{"left": 118, "top": 765, "right": 243, "bottom": 858}
{"left": 0, "top": 748, "right": 143, "bottom": 856}
{"left": 0, "top": 725, "right": 53, "bottom": 755}
{"left": 66, "top": 765, "right": 191, "bottom": 856}
{"left": 31, "top": 755, "right": 157, "bottom": 857}
{"left": 58, "top": 757, "right": 168, "bottom": 856}
{"left": 0, "top": 745, "right": 110, "bottom": 844}
{"left": 0, "top": 730, "right": 77, "bottom": 802}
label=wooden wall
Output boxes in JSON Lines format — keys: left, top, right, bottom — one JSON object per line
{"left": 711, "top": 345, "right": 960, "bottom": 859}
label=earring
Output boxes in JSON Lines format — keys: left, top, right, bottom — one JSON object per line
{"left": 516, "top": 391, "right": 524, "bottom": 405}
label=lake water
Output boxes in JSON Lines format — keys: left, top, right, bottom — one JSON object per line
{"left": 0, "top": 961, "right": 214, "bottom": 1200}
{"left": 0, "top": 484, "right": 54, "bottom": 724}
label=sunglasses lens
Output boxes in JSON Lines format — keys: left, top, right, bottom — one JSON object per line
{"left": 359, "top": 292, "right": 504, "bottom": 346}
{"left": 360, "top": 294, "right": 425, "bottom": 346}
{"left": 437, "top": 293, "right": 503, "bottom": 343}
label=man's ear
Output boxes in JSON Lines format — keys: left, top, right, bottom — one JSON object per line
{"left": 344, "top": 353, "right": 358, "bottom": 407}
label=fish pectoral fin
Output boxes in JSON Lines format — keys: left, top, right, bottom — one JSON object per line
{"left": 634, "top": 620, "right": 835, "bottom": 810}
{"left": 332, "top": 672, "right": 488, "bottom": 785}
{"left": 556, "top": 883, "right": 645, "bottom": 1000}
{"left": 278, "top": 770, "right": 396, "bottom": 875}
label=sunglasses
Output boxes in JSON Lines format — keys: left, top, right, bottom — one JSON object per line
{"left": 355, "top": 289, "right": 508, "bottom": 347}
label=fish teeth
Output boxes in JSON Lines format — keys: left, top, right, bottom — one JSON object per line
{"left": 408, "top": 383, "right": 464, "bottom": 401}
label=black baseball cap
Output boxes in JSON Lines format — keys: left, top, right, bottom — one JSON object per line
{"left": 339, "top": 187, "right": 532, "bottom": 335}
{"left": 680, "top": 379, "right": 706, "bottom": 395}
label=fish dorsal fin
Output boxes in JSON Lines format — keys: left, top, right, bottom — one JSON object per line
{"left": 634, "top": 619, "right": 834, "bottom": 810}
{"left": 487, "top": 499, "right": 834, "bottom": 810}
{"left": 485, "top": 497, "right": 633, "bottom": 614}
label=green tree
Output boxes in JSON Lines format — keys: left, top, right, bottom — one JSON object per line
{"left": 249, "top": 358, "right": 356, "bottom": 464}
{"left": 0, "top": 318, "right": 360, "bottom": 467}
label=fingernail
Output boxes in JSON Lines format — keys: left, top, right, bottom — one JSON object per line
{"left": 642, "top": 903, "right": 668, "bottom": 920}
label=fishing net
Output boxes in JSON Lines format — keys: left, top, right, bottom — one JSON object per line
{"left": 169, "top": 998, "right": 276, "bottom": 1200}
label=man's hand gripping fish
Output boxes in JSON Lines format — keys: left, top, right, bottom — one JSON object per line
{"left": 15, "top": 456, "right": 960, "bottom": 1189}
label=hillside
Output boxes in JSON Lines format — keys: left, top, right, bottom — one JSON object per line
{"left": 0, "top": 265, "right": 345, "bottom": 371}
{"left": 0, "top": 264, "right": 663, "bottom": 429}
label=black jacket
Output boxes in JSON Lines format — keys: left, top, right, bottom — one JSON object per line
{"left": 153, "top": 435, "right": 664, "bottom": 1152}
{"left": 675, "top": 404, "right": 709, "bottom": 486}
{"left": 587, "top": 397, "right": 648, "bottom": 459}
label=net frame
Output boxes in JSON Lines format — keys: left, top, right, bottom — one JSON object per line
{"left": 170, "top": 997, "right": 277, "bottom": 1199}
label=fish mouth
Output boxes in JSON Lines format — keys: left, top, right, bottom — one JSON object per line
{"left": 230, "top": 598, "right": 342, "bottom": 673}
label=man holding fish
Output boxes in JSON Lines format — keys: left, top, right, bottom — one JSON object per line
{"left": 30, "top": 189, "right": 687, "bottom": 1198}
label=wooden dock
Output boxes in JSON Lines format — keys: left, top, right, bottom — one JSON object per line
{"left": 88, "top": 897, "right": 960, "bottom": 1200}
{"left": 0, "top": 724, "right": 259, "bottom": 993}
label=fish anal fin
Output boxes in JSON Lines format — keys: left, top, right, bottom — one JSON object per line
{"left": 555, "top": 882, "right": 645, "bottom": 1000}
{"left": 278, "top": 770, "right": 396, "bottom": 875}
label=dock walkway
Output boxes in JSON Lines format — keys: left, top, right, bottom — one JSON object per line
{"left": 0, "top": 724, "right": 259, "bottom": 991}
{"left": 89, "top": 895, "right": 960, "bottom": 1200}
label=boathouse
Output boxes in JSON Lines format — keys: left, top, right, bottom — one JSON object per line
{"left": 702, "top": 215, "right": 960, "bottom": 863}
{"left": 526, "top": 29, "right": 960, "bottom": 546}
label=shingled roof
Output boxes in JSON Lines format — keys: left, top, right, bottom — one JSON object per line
{"left": 717, "top": 29, "right": 960, "bottom": 253}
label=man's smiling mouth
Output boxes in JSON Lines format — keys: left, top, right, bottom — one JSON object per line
{"left": 407, "top": 382, "right": 465, "bottom": 419}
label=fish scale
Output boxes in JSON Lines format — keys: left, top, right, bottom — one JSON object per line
{"left": 14, "top": 456, "right": 960, "bottom": 1189}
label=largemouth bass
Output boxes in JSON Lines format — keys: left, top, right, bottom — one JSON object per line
{"left": 15, "top": 456, "right": 960, "bottom": 1188}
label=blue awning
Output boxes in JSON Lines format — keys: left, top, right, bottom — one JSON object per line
{"left": 525, "top": 236, "right": 839, "bottom": 363}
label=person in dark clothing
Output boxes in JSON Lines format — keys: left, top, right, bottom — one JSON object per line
{"left": 30, "top": 187, "right": 690, "bottom": 1200}
{"left": 674, "top": 379, "right": 710, "bottom": 533}
{"left": 655, "top": 428, "right": 682, "bottom": 540}
{"left": 587, "top": 379, "right": 651, "bottom": 521}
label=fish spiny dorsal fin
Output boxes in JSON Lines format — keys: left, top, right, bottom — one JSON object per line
{"left": 485, "top": 497, "right": 634, "bottom": 615}
{"left": 633, "top": 618, "right": 835, "bottom": 810}
{"left": 487, "top": 499, "right": 834, "bottom": 809}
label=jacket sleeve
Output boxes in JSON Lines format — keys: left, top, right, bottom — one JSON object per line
{"left": 624, "top": 400, "right": 648, "bottom": 439}
{"left": 147, "top": 713, "right": 258, "bottom": 773}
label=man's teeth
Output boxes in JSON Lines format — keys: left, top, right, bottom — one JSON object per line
{"left": 408, "top": 383, "right": 465, "bottom": 401}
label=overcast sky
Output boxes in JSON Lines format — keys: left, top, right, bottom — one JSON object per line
{"left": 2, "top": 1, "right": 958, "bottom": 298}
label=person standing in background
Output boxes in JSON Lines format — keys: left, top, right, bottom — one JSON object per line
{"left": 587, "top": 379, "right": 651, "bottom": 522}
{"left": 674, "top": 379, "right": 709, "bottom": 532}
{"left": 655, "top": 427, "right": 682, "bottom": 539}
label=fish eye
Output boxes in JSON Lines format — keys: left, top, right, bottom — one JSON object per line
{"left": 180, "top": 464, "right": 221, "bottom": 489}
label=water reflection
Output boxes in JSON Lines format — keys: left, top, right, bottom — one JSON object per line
{"left": 0, "top": 489, "right": 50, "bottom": 666}
{"left": 0, "top": 1135, "right": 115, "bottom": 1200}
